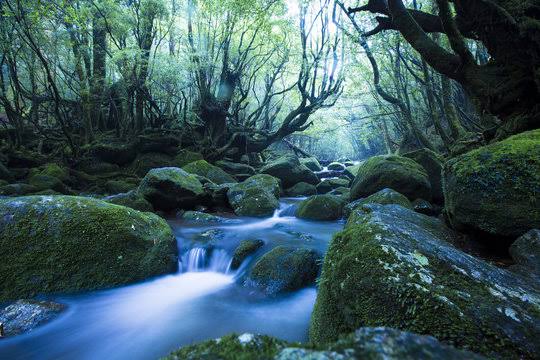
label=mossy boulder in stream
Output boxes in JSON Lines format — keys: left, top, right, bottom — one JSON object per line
{"left": 343, "top": 188, "right": 412, "bottom": 218}
{"left": 403, "top": 148, "right": 444, "bottom": 203}
{"left": 0, "top": 300, "right": 66, "bottom": 337}
{"left": 260, "top": 155, "right": 319, "bottom": 188}
{"left": 246, "top": 246, "right": 321, "bottom": 295}
{"left": 350, "top": 155, "right": 431, "bottom": 201}
{"left": 296, "top": 195, "right": 344, "bottom": 221}
{"left": 173, "top": 150, "right": 204, "bottom": 167}
{"left": 183, "top": 160, "right": 237, "bottom": 185}
{"left": 231, "top": 239, "right": 265, "bottom": 269}
{"left": 443, "top": 129, "right": 540, "bottom": 238}
{"left": 310, "top": 203, "right": 540, "bottom": 358}
{"left": 138, "top": 167, "right": 205, "bottom": 211}
{"left": 0, "top": 195, "right": 178, "bottom": 302}
{"left": 285, "top": 182, "right": 317, "bottom": 197}
{"left": 300, "top": 157, "right": 323, "bottom": 172}
{"left": 316, "top": 178, "right": 350, "bottom": 194}
{"left": 227, "top": 174, "right": 281, "bottom": 217}
{"left": 105, "top": 190, "right": 154, "bottom": 212}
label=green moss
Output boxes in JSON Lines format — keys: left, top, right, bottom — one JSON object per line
{"left": 0, "top": 195, "right": 177, "bottom": 302}
{"left": 105, "top": 191, "right": 154, "bottom": 212}
{"left": 227, "top": 174, "right": 281, "bottom": 217}
{"left": 343, "top": 188, "right": 412, "bottom": 218}
{"left": 285, "top": 182, "right": 317, "bottom": 197}
{"left": 30, "top": 163, "right": 70, "bottom": 183}
{"left": 105, "top": 180, "right": 136, "bottom": 194}
{"left": 174, "top": 150, "right": 204, "bottom": 167}
{"left": 296, "top": 195, "right": 344, "bottom": 221}
{"left": 183, "top": 160, "right": 236, "bottom": 184}
{"left": 231, "top": 239, "right": 265, "bottom": 269}
{"left": 131, "top": 152, "right": 175, "bottom": 177}
{"left": 403, "top": 148, "right": 444, "bottom": 203}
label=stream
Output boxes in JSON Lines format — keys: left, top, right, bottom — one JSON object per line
{"left": 0, "top": 198, "right": 344, "bottom": 360}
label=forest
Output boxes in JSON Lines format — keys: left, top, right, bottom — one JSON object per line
{"left": 0, "top": 0, "right": 539, "bottom": 359}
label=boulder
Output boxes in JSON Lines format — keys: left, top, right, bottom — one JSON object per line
{"left": 0, "top": 183, "right": 38, "bottom": 196}
{"left": 104, "top": 179, "right": 136, "bottom": 194}
{"left": 443, "top": 130, "right": 540, "bottom": 238}
{"left": 296, "top": 195, "right": 344, "bottom": 221}
{"left": 344, "top": 164, "right": 361, "bottom": 179}
{"left": 31, "top": 163, "right": 70, "bottom": 183}
{"left": 316, "top": 178, "right": 350, "bottom": 194}
{"left": 137, "top": 134, "right": 180, "bottom": 155}
{"left": 174, "top": 150, "right": 204, "bottom": 167}
{"left": 300, "top": 157, "right": 323, "bottom": 172}
{"left": 0, "top": 196, "right": 178, "bottom": 302}
{"left": 0, "top": 300, "right": 66, "bottom": 337}
{"left": 285, "top": 182, "right": 317, "bottom": 197}
{"left": 246, "top": 246, "right": 322, "bottom": 295}
{"left": 0, "top": 162, "right": 13, "bottom": 182}
{"left": 509, "top": 229, "right": 540, "bottom": 281}
{"left": 216, "top": 160, "right": 256, "bottom": 176}
{"left": 105, "top": 190, "right": 154, "bottom": 212}
{"left": 183, "top": 160, "right": 237, "bottom": 185}
{"left": 28, "top": 174, "right": 73, "bottom": 195}
{"left": 181, "top": 211, "right": 227, "bottom": 223}
{"left": 403, "top": 148, "right": 444, "bottom": 203}
{"left": 138, "top": 167, "right": 205, "bottom": 211}
{"left": 327, "top": 162, "right": 346, "bottom": 171}
{"left": 231, "top": 239, "right": 265, "bottom": 269}
{"left": 227, "top": 174, "right": 281, "bottom": 217}
{"left": 131, "top": 152, "right": 175, "bottom": 177}
{"left": 89, "top": 142, "right": 136, "bottom": 165}
{"left": 343, "top": 188, "right": 412, "bottom": 218}
{"left": 412, "top": 198, "right": 440, "bottom": 216}
{"left": 310, "top": 203, "right": 540, "bottom": 358}
{"left": 203, "top": 182, "right": 234, "bottom": 209}
{"left": 76, "top": 159, "right": 120, "bottom": 175}
{"left": 260, "top": 155, "right": 319, "bottom": 188}
{"left": 350, "top": 155, "right": 431, "bottom": 201}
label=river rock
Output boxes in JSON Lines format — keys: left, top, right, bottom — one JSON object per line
{"left": 105, "top": 190, "right": 154, "bottom": 212}
{"left": 344, "top": 164, "right": 361, "bottom": 179}
{"left": 246, "top": 246, "right": 321, "bottom": 295}
{"left": 310, "top": 203, "right": 540, "bottom": 358}
{"left": 131, "top": 152, "right": 175, "bottom": 177}
{"left": 216, "top": 160, "right": 256, "bottom": 176}
{"left": 0, "top": 196, "right": 178, "bottom": 302}
{"left": 412, "top": 198, "right": 440, "bottom": 216}
{"left": 183, "top": 160, "right": 237, "bottom": 184}
{"left": 181, "top": 211, "right": 228, "bottom": 223}
{"left": 350, "top": 155, "right": 431, "bottom": 201}
{"left": 0, "top": 300, "right": 66, "bottom": 337}
{"left": 403, "top": 148, "right": 444, "bottom": 203}
{"left": 509, "top": 229, "right": 540, "bottom": 281}
{"left": 343, "top": 188, "right": 412, "bottom": 218}
{"left": 231, "top": 239, "right": 265, "bottom": 269}
{"left": 285, "top": 182, "right": 317, "bottom": 197}
{"left": 227, "top": 174, "right": 281, "bottom": 217}
{"left": 300, "top": 157, "right": 323, "bottom": 172}
{"left": 174, "top": 150, "right": 204, "bottom": 167}
{"left": 327, "top": 162, "right": 346, "bottom": 171}
{"left": 138, "top": 167, "right": 205, "bottom": 211}
{"left": 316, "top": 178, "right": 350, "bottom": 194}
{"left": 296, "top": 195, "right": 344, "bottom": 221}
{"left": 260, "top": 155, "right": 319, "bottom": 188}
{"left": 443, "top": 129, "right": 540, "bottom": 238}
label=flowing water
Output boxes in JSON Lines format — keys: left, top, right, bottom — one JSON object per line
{"left": 0, "top": 198, "right": 344, "bottom": 360}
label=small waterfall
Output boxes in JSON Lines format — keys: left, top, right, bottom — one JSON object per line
{"left": 182, "top": 248, "right": 233, "bottom": 274}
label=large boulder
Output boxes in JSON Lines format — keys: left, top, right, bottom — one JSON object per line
{"left": 443, "top": 130, "right": 540, "bottom": 238}
{"left": 327, "top": 162, "right": 346, "bottom": 171}
{"left": 350, "top": 155, "right": 431, "bottom": 201}
{"left": 343, "top": 188, "right": 412, "bottom": 218}
{"left": 105, "top": 190, "right": 154, "bottom": 212}
{"left": 246, "top": 246, "right": 321, "bottom": 295}
{"left": 173, "top": 150, "right": 204, "bottom": 167}
{"left": 310, "top": 203, "right": 540, "bottom": 358}
{"left": 260, "top": 155, "right": 319, "bottom": 188}
{"left": 296, "top": 195, "right": 344, "bottom": 221}
{"left": 131, "top": 152, "right": 175, "bottom": 177}
{"left": 300, "top": 157, "right": 323, "bottom": 172}
{"left": 0, "top": 196, "right": 178, "bottom": 302}
{"left": 227, "top": 174, "right": 281, "bottom": 217}
{"left": 27, "top": 174, "right": 73, "bottom": 195}
{"left": 138, "top": 167, "right": 205, "bottom": 211}
{"left": 216, "top": 160, "right": 256, "bottom": 176}
{"left": 183, "top": 160, "right": 237, "bottom": 185}
{"left": 403, "top": 148, "right": 444, "bottom": 203}
{"left": 231, "top": 239, "right": 265, "bottom": 270}
{"left": 0, "top": 300, "right": 66, "bottom": 337}
{"left": 344, "top": 164, "right": 361, "bottom": 179}
{"left": 316, "top": 178, "right": 350, "bottom": 194}
{"left": 285, "top": 182, "right": 317, "bottom": 197}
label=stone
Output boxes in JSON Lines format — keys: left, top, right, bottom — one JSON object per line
{"left": 183, "top": 160, "right": 237, "bottom": 184}
{"left": 509, "top": 229, "right": 540, "bottom": 281}
{"left": 216, "top": 160, "right": 256, "bottom": 176}
{"left": 316, "top": 178, "right": 350, "bottom": 194}
{"left": 0, "top": 300, "right": 66, "bottom": 337}
{"left": 260, "top": 155, "right": 319, "bottom": 188}
{"left": 286, "top": 182, "right": 317, "bottom": 197}
{"left": 296, "top": 195, "right": 344, "bottom": 221}
{"left": 227, "top": 174, "right": 281, "bottom": 217}
{"left": 343, "top": 188, "right": 412, "bottom": 219}
{"left": 327, "top": 162, "right": 346, "bottom": 171}
{"left": 231, "top": 239, "right": 265, "bottom": 269}
{"left": 300, "top": 157, "right": 323, "bottom": 172}
{"left": 403, "top": 148, "right": 444, "bottom": 203}
{"left": 104, "top": 190, "right": 154, "bottom": 212}
{"left": 173, "top": 150, "right": 204, "bottom": 167}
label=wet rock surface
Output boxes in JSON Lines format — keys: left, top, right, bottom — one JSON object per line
{"left": 0, "top": 300, "right": 66, "bottom": 337}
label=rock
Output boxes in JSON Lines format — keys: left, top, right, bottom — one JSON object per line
{"left": 193, "top": 229, "right": 225, "bottom": 248}
{"left": 350, "top": 155, "right": 431, "bottom": 201}
{"left": 227, "top": 174, "right": 281, "bottom": 217}
{"left": 403, "top": 148, "right": 444, "bottom": 203}
{"left": 183, "top": 160, "right": 237, "bottom": 185}
{"left": 344, "top": 164, "right": 361, "bottom": 179}
{"left": 31, "top": 163, "right": 70, "bottom": 183}
{"left": 300, "top": 157, "right": 323, "bottom": 172}
{"left": 296, "top": 195, "right": 344, "bottom": 221}
{"left": 105, "top": 190, "right": 154, "bottom": 212}
{"left": 138, "top": 167, "right": 205, "bottom": 211}
{"left": 7, "top": 150, "right": 46, "bottom": 168}
{"left": 173, "top": 150, "right": 204, "bottom": 167}
{"left": 285, "top": 182, "right": 317, "bottom": 197}
{"left": 412, "top": 198, "right": 440, "bottom": 216}
{"left": 0, "top": 196, "right": 178, "bottom": 302}
{"left": 509, "top": 229, "right": 540, "bottom": 281}
{"left": 0, "top": 183, "right": 38, "bottom": 196}
{"left": 131, "top": 152, "right": 174, "bottom": 177}
{"left": 310, "top": 203, "right": 540, "bottom": 358}
{"left": 216, "top": 160, "right": 256, "bottom": 176}
{"left": 204, "top": 182, "right": 234, "bottom": 209}
{"left": 181, "top": 211, "right": 227, "bottom": 223}
{"left": 316, "top": 178, "right": 350, "bottom": 194}
{"left": 343, "top": 188, "right": 412, "bottom": 218}
{"left": 89, "top": 142, "right": 136, "bottom": 165}
{"left": 0, "top": 162, "right": 14, "bottom": 182}
{"left": 27, "top": 174, "right": 73, "bottom": 195}
{"left": 104, "top": 179, "right": 136, "bottom": 194}
{"left": 260, "top": 155, "right": 319, "bottom": 188}
{"left": 443, "top": 130, "right": 540, "bottom": 238}
{"left": 0, "top": 300, "right": 66, "bottom": 337}
{"left": 246, "top": 246, "right": 321, "bottom": 295}
{"left": 343, "top": 161, "right": 355, "bottom": 167}
{"left": 328, "top": 187, "right": 350, "bottom": 198}
{"left": 327, "top": 162, "right": 346, "bottom": 171}
{"left": 137, "top": 134, "right": 180, "bottom": 155}
{"left": 231, "top": 239, "right": 265, "bottom": 269}
{"left": 76, "top": 159, "right": 120, "bottom": 175}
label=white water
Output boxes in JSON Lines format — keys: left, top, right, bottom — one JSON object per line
{"left": 0, "top": 198, "right": 344, "bottom": 360}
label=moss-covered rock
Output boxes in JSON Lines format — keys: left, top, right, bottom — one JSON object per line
{"left": 403, "top": 148, "right": 444, "bottom": 203}
{"left": 310, "top": 203, "right": 540, "bottom": 358}
{"left": 231, "top": 239, "right": 265, "bottom": 270}
{"left": 300, "top": 157, "right": 323, "bottom": 172}
{"left": 246, "top": 246, "right": 321, "bottom": 295}
{"left": 0, "top": 183, "right": 38, "bottom": 196}
{"left": 89, "top": 142, "right": 137, "bottom": 165}
{"left": 412, "top": 199, "right": 440, "bottom": 216}
{"left": 0, "top": 162, "right": 14, "bottom": 182}
{"left": 32, "top": 163, "right": 70, "bottom": 183}
{"left": 344, "top": 164, "right": 361, "bottom": 179}
{"left": 509, "top": 229, "right": 540, "bottom": 281}
{"left": 0, "top": 196, "right": 178, "bottom": 302}
{"left": 316, "top": 178, "right": 350, "bottom": 194}
{"left": 27, "top": 174, "right": 73, "bottom": 195}
{"left": 104, "top": 179, "right": 137, "bottom": 194}
{"left": 260, "top": 155, "right": 319, "bottom": 188}
{"left": 0, "top": 299, "right": 66, "bottom": 337}
{"left": 343, "top": 188, "right": 412, "bottom": 218}
{"left": 105, "top": 190, "right": 154, "bottom": 212}
{"left": 350, "top": 155, "right": 431, "bottom": 201}
{"left": 443, "top": 130, "right": 540, "bottom": 238}
{"left": 183, "top": 160, "right": 237, "bottom": 185}
{"left": 285, "top": 182, "right": 317, "bottom": 197}
{"left": 137, "top": 134, "right": 180, "bottom": 155}
{"left": 131, "top": 152, "right": 175, "bottom": 177}
{"left": 76, "top": 159, "right": 121, "bottom": 175}
{"left": 174, "top": 150, "right": 204, "bottom": 167}
{"left": 138, "top": 167, "right": 205, "bottom": 211}
{"left": 181, "top": 211, "right": 227, "bottom": 223}
{"left": 296, "top": 195, "right": 344, "bottom": 221}
{"left": 227, "top": 174, "right": 281, "bottom": 217}
{"left": 216, "top": 160, "right": 256, "bottom": 176}
{"left": 327, "top": 162, "right": 346, "bottom": 171}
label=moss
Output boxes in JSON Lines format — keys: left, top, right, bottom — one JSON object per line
{"left": 285, "top": 182, "right": 317, "bottom": 197}
{"left": 0, "top": 183, "right": 38, "bottom": 196}
{"left": 403, "top": 149, "right": 444, "bottom": 203}
{"left": 443, "top": 129, "right": 540, "bottom": 237}
{"left": 131, "top": 152, "right": 175, "bottom": 177}
{"left": 231, "top": 239, "right": 265, "bottom": 269}
{"left": 296, "top": 195, "right": 344, "bottom": 221}
{"left": 163, "top": 333, "right": 290, "bottom": 360}
{"left": 327, "top": 162, "right": 346, "bottom": 171}
{"left": 183, "top": 160, "right": 237, "bottom": 185}
{"left": 36, "top": 163, "right": 70, "bottom": 182}
{"left": 260, "top": 155, "right": 319, "bottom": 188}
{"left": 174, "top": 150, "right": 204, "bottom": 167}
{"left": 316, "top": 178, "right": 350, "bottom": 194}
{"left": 0, "top": 195, "right": 178, "bottom": 302}
{"left": 89, "top": 141, "right": 137, "bottom": 166}
{"left": 343, "top": 188, "right": 412, "bottom": 218}
{"left": 105, "top": 191, "right": 154, "bottom": 212}
{"left": 227, "top": 175, "right": 281, "bottom": 217}
{"left": 105, "top": 180, "right": 136, "bottom": 194}
{"left": 28, "top": 174, "right": 73, "bottom": 195}
{"left": 300, "top": 157, "right": 323, "bottom": 172}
